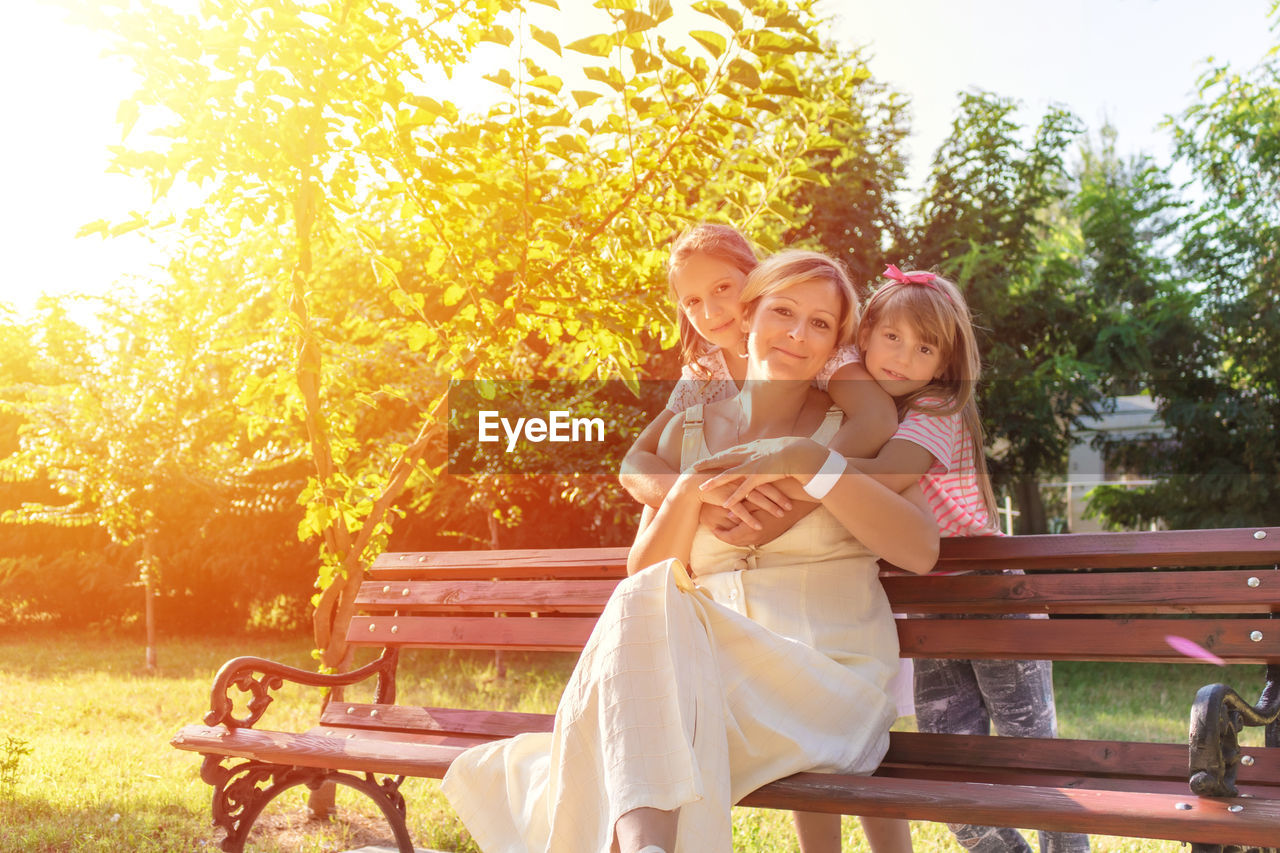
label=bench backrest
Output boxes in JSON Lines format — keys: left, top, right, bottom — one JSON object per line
{"left": 350, "top": 527, "right": 1280, "bottom": 667}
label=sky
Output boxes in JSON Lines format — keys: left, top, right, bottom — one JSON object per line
{"left": 1, "top": 0, "right": 1276, "bottom": 317}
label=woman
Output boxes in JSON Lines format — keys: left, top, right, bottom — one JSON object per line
{"left": 442, "top": 250, "right": 939, "bottom": 853}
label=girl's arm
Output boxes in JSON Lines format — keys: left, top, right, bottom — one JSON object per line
{"left": 620, "top": 404, "right": 790, "bottom": 524}
{"left": 848, "top": 438, "right": 938, "bottom": 494}
{"left": 618, "top": 408, "right": 679, "bottom": 508}
{"left": 824, "top": 362, "right": 898, "bottom": 457}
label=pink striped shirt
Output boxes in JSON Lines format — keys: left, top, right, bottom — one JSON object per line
{"left": 893, "top": 407, "right": 997, "bottom": 539}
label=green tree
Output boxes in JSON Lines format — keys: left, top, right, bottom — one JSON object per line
{"left": 1090, "top": 48, "right": 1280, "bottom": 529}
{"left": 86, "top": 0, "right": 872, "bottom": 673}
{"left": 904, "top": 91, "right": 1089, "bottom": 533}
{"left": 0, "top": 266, "right": 302, "bottom": 662}
{"left": 782, "top": 46, "right": 910, "bottom": 294}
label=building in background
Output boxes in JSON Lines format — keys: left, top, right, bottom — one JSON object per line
{"left": 1052, "top": 395, "right": 1171, "bottom": 533}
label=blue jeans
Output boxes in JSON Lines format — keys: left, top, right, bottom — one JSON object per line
{"left": 913, "top": 652, "right": 1091, "bottom": 853}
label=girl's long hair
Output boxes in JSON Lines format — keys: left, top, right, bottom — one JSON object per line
{"left": 667, "top": 224, "right": 759, "bottom": 378}
{"left": 858, "top": 272, "right": 998, "bottom": 526}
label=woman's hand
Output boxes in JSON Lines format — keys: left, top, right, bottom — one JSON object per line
{"left": 693, "top": 437, "right": 827, "bottom": 509}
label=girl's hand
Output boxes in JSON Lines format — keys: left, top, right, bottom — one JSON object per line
{"left": 694, "top": 437, "right": 824, "bottom": 508}
{"left": 698, "top": 480, "right": 766, "bottom": 530}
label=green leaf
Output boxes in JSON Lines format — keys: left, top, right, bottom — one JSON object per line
{"left": 621, "top": 10, "right": 657, "bottom": 33}
{"left": 481, "top": 25, "right": 514, "bottom": 46}
{"left": 747, "top": 95, "right": 781, "bottom": 115}
{"left": 483, "top": 69, "right": 516, "bottom": 89}
{"left": 443, "top": 284, "right": 467, "bottom": 306}
{"left": 692, "top": 0, "right": 742, "bottom": 30}
{"left": 529, "top": 75, "right": 564, "bottom": 94}
{"left": 583, "top": 65, "right": 626, "bottom": 92}
{"left": 649, "top": 0, "right": 674, "bottom": 23}
{"left": 116, "top": 99, "right": 140, "bottom": 139}
{"left": 615, "top": 357, "right": 639, "bottom": 394}
{"left": 556, "top": 134, "right": 589, "bottom": 155}
{"left": 728, "top": 58, "right": 760, "bottom": 89}
{"left": 689, "top": 30, "right": 727, "bottom": 58}
{"left": 566, "top": 33, "right": 615, "bottom": 58}
{"left": 530, "top": 25, "right": 561, "bottom": 56}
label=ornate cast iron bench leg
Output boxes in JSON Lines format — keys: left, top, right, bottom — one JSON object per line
{"left": 1187, "top": 663, "right": 1280, "bottom": 853}
{"left": 201, "top": 754, "right": 412, "bottom": 853}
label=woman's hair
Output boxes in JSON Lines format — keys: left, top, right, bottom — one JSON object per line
{"left": 858, "top": 270, "right": 998, "bottom": 523}
{"left": 667, "top": 224, "right": 759, "bottom": 377}
{"left": 740, "top": 249, "right": 859, "bottom": 348}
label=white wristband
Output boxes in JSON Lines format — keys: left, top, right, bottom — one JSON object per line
{"left": 802, "top": 449, "right": 846, "bottom": 500}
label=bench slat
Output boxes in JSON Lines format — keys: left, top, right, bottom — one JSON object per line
{"left": 368, "top": 528, "right": 1280, "bottom": 580}
{"left": 369, "top": 547, "right": 629, "bottom": 580}
{"left": 172, "top": 725, "right": 1278, "bottom": 846}
{"left": 360, "top": 571, "right": 1280, "bottom": 616}
{"left": 355, "top": 579, "right": 616, "bottom": 613}
{"left": 897, "top": 617, "right": 1280, "bottom": 662}
{"left": 887, "top": 731, "right": 1280, "bottom": 786}
{"left": 881, "top": 569, "right": 1280, "bottom": 615}
{"left": 740, "top": 770, "right": 1280, "bottom": 846}
{"left": 318, "top": 704, "right": 555, "bottom": 738}
{"left": 914, "top": 526, "right": 1280, "bottom": 573}
{"left": 347, "top": 615, "right": 597, "bottom": 651}
{"left": 311, "top": 708, "right": 1280, "bottom": 790}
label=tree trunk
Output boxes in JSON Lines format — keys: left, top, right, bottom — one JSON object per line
{"left": 142, "top": 538, "right": 158, "bottom": 671}
{"left": 489, "top": 510, "right": 506, "bottom": 680}
{"left": 1012, "top": 477, "right": 1049, "bottom": 535}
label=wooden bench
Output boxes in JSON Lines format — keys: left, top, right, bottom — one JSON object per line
{"left": 173, "top": 527, "right": 1280, "bottom": 852}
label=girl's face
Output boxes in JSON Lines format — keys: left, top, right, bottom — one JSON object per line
{"left": 744, "top": 277, "right": 841, "bottom": 381}
{"left": 671, "top": 253, "right": 748, "bottom": 350}
{"left": 861, "top": 315, "right": 944, "bottom": 397}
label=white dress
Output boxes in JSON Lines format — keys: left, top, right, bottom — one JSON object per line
{"left": 441, "top": 405, "right": 899, "bottom": 853}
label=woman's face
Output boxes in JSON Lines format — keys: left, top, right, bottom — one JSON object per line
{"left": 671, "top": 253, "right": 748, "bottom": 351}
{"left": 743, "top": 277, "right": 842, "bottom": 381}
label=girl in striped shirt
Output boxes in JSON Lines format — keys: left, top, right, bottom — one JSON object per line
{"left": 853, "top": 266, "right": 1089, "bottom": 853}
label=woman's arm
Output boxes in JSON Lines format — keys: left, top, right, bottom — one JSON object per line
{"left": 694, "top": 436, "right": 939, "bottom": 573}
{"left": 627, "top": 413, "right": 704, "bottom": 574}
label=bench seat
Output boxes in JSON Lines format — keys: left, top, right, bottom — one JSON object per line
{"left": 173, "top": 528, "right": 1280, "bottom": 852}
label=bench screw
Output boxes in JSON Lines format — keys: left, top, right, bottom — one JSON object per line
{"left": 1175, "top": 802, "right": 1192, "bottom": 810}
{"left": 1241, "top": 755, "right": 1256, "bottom": 766}
{"left": 1251, "top": 630, "right": 1264, "bottom": 642}
{"left": 369, "top": 623, "right": 377, "bottom": 632}
{"left": 383, "top": 585, "right": 391, "bottom": 593}
{"left": 1228, "top": 804, "right": 1244, "bottom": 813}
{"left": 348, "top": 707, "right": 355, "bottom": 714}
{"left": 391, "top": 625, "right": 399, "bottom": 635}
{"left": 1249, "top": 577, "right": 1261, "bottom": 588}
{"left": 402, "top": 588, "right": 410, "bottom": 596}
{"left": 370, "top": 709, "right": 378, "bottom": 717}
{"left": 1254, "top": 530, "right": 1267, "bottom": 539}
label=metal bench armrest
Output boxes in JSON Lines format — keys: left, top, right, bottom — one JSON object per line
{"left": 205, "top": 651, "right": 398, "bottom": 729}
{"left": 1189, "top": 663, "right": 1280, "bottom": 797}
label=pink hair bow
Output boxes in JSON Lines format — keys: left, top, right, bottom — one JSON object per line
{"left": 884, "top": 264, "right": 938, "bottom": 286}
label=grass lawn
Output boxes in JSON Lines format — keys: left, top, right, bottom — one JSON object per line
{"left": 0, "top": 625, "right": 1268, "bottom": 852}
